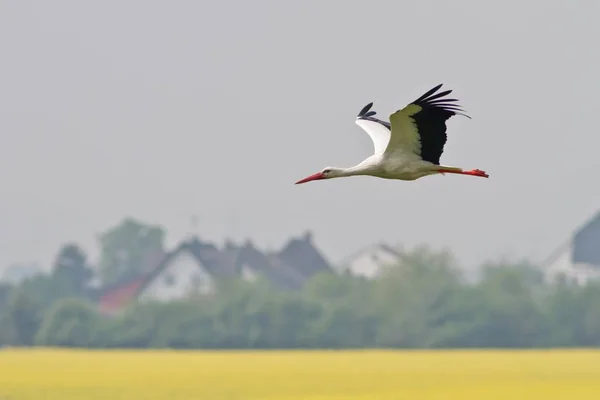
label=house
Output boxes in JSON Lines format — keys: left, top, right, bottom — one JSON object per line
{"left": 94, "top": 237, "right": 237, "bottom": 314}
{"left": 95, "top": 272, "right": 146, "bottom": 315}
{"left": 276, "top": 231, "right": 333, "bottom": 279}
{"left": 337, "top": 242, "right": 404, "bottom": 279}
{"left": 91, "top": 247, "right": 166, "bottom": 315}
{"left": 135, "top": 238, "right": 237, "bottom": 303}
{"left": 231, "top": 240, "right": 306, "bottom": 290}
{"left": 93, "top": 231, "right": 334, "bottom": 314}
{"left": 542, "top": 210, "right": 600, "bottom": 285}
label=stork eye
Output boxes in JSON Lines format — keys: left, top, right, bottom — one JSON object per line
{"left": 323, "top": 169, "right": 331, "bottom": 174}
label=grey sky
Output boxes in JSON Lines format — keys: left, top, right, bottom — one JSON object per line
{"left": 1, "top": 0, "right": 599, "bottom": 272}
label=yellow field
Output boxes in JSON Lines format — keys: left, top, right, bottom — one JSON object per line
{"left": 1, "top": 349, "right": 600, "bottom": 399}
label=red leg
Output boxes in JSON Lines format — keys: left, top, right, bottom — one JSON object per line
{"left": 438, "top": 168, "right": 489, "bottom": 178}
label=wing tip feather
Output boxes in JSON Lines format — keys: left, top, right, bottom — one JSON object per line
{"left": 357, "top": 102, "right": 374, "bottom": 118}
{"left": 412, "top": 83, "right": 470, "bottom": 118}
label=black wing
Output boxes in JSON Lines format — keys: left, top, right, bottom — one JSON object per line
{"left": 356, "top": 102, "right": 391, "bottom": 130}
{"left": 408, "top": 83, "right": 470, "bottom": 164}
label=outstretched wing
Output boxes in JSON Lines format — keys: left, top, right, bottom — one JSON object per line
{"left": 386, "top": 84, "right": 470, "bottom": 165}
{"left": 354, "top": 102, "right": 392, "bottom": 156}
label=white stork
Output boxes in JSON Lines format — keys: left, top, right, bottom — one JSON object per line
{"left": 295, "top": 84, "right": 488, "bottom": 185}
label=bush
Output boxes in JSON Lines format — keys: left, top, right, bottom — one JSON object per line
{"left": 3, "top": 246, "right": 600, "bottom": 349}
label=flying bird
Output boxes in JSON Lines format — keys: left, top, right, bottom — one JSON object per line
{"left": 295, "top": 84, "right": 488, "bottom": 185}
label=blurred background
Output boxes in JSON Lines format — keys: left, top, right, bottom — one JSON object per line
{"left": 1, "top": 0, "right": 600, "bottom": 348}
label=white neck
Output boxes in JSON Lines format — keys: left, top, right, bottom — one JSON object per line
{"left": 331, "top": 158, "right": 377, "bottom": 178}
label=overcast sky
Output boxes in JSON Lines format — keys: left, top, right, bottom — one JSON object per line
{"left": 1, "top": 0, "right": 599, "bottom": 272}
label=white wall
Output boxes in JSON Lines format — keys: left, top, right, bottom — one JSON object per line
{"left": 240, "top": 263, "right": 258, "bottom": 282}
{"left": 544, "top": 242, "right": 600, "bottom": 285}
{"left": 339, "top": 245, "right": 401, "bottom": 279}
{"left": 138, "top": 250, "right": 214, "bottom": 302}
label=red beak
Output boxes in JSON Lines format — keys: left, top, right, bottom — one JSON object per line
{"left": 295, "top": 172, "right": 325, "bottom": 184}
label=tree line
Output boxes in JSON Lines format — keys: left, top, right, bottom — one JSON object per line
{"left": 1, "top": 239, "right": 600, "bottom": 349}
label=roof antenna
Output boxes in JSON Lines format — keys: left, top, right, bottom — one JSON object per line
{"left": 188, "top": 214, "right": 199, "bottom": 240}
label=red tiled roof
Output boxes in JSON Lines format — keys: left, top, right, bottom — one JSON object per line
{"left": 97, "top": 277, "right": 145, "bottom": 315}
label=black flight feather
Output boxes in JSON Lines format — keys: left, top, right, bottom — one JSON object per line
{"left": 408, "top": 84, "right": 470, "bottom": 165}
{"left": 356, "top": 101, "right": 391, "bottom": 130}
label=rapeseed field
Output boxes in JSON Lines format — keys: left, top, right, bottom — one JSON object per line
{"left": 0, "top": 349, "right": 599, "bottom": 399}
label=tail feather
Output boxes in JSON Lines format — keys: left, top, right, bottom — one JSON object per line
{"left": 437, "top": 165, "right": 464, "bottom": 173}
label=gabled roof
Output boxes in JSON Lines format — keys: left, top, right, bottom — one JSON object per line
{"left": 93, "top": 232, "right": 333, "bottom": 313}
{"left": 133, "top": 237, "right": 237, "bottom": 296}
{"left": 541, "top": 209, "right": 600, "bottom": 269}
{"left": 337, "top": 242, "right": 405, "bottom": 271}
{"left": 95, "top": 271, "right": 146, "bottom": 314}
{"left": 572, "top": 210, "right": 600, "bottom": 267}
{"left": 231, "top": 242, "right": 306, "bottom": 290}
{"left": 90, "top": 270, "right": 144, "bottom": 299}
{"left": 276, "top": 231, "right": 332, "bottom": 278}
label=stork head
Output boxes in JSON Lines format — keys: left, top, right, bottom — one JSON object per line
{"left": 295, "top": 167, "right": 341, "bottom": 184}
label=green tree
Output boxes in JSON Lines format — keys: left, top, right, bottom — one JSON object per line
{"left": 52, "top": 243, "right": 93, "bottom": 296}
{"left": 17, "top": 272, "right": 78, "bottom": 314}
{"left": 0, "top": 283, "right": 11, "bottom": 308}
{"left": 472, "top": 263, "right": 547, "bottom": 347}
{"left": 303, "top": 272, "right": 378, "bottom": 348}
{"left": 14, "top": 241, "right": 600, "bottom": 350}
{"left": 373, "top": 245, "right": 462, "bottom": 348}
{"left": 0, "top": 284, "right": 17, "bottom": 345}
{"left": 3, "top": 290, "right": 42, "bottom": 346}
{"left": 35, "top": 298, "right": 103, "bottom": 347}
{"left": 580, "top": 283, "right": 600, "bottom": 345}
{"left": 98, "top": 217, "right": 166, "bottom": 285}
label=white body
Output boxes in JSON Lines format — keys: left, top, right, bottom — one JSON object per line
{"left": 344, "top": 152, "right": 440, "bottom": 181}
{"left": 295, "top": 84, "right": 487, "bottom": 185}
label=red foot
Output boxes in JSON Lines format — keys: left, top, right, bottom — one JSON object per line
{"left": 438, "top": 168, "right": 489, "bottom": 178}
{"left": 466, "top": 169, "right": 489, "bottom": 178}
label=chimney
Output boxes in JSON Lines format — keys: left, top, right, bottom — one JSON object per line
{"left": 303, "top": 230, "right": 313, "bottom": 242}
{"left": 224, "top": 238, "right": 236, "bottom": 250}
